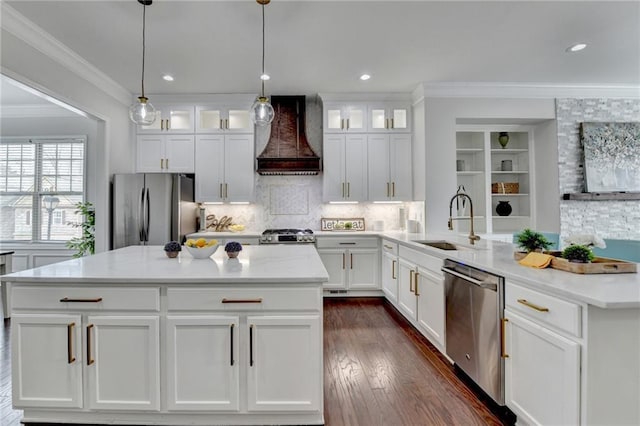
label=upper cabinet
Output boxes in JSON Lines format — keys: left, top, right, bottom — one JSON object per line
{"left": 323, "top": 102, "right": 368, "bottom": 133}
{"left": 368, "top": 134, "right": 412, "bottom": 201}
{"left": 322, "top": 134, "right": 368, "bottom": 202}
{"left": 195, "top": 104, "right": 253, "bottom": 134}
{"left": 136, "top": 134, "right": 195, "bottom": 173}
{"left": 455, "top": 126, "right": 534, "bottom": 235}
{"left": 368, "top": 102, "right": 411, "bottom": 133}
{"left": 136, "top": 104, "right": 195, "bottom": 134}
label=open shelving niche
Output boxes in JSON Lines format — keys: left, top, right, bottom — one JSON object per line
{"left": 455, "top": 125, "right": 535, "bottom": 236}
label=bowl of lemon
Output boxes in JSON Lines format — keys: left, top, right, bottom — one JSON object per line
{"left": 184, "top": 238, "right": 219, "bottom": 259}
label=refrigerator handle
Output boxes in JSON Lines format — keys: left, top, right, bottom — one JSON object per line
{"left": 144, "top": 187, "right": 151, "bottom": 242}
{"left": 138, "top": 187, "right": 146, "bottom": 242}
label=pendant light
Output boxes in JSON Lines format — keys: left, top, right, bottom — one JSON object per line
{"left": 250, "top": 0, "right": 275, "bottom": 126}
{"left": 129, "top": 0, "right": 156, "bottom": 126}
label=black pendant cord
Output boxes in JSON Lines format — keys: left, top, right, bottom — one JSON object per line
{"left": 140, "top": 2, "right": 147, "bottom": 98}
{"left": 260, "top": 3, "right": 265, "bottom": 98}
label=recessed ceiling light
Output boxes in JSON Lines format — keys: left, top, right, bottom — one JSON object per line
{"left": 260, "top": 73, "right": 270, "bottom": 81}
{"left": 566, "top": 43, "right": 587, "bottom": 52}
{"left": 360, "top": 74, "right": 371, "bottom": 81}
{"left": 163, "top": 74, "right": 174, "bottom": 82}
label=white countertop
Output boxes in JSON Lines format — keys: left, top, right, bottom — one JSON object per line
{"left": 2, "top": 245, "right": 329, "bottom": 285}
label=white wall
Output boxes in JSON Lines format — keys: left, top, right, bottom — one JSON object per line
{"left": 1, "top": 29, "right": 134, "bottom": 253}
{"left": 533, "top": 118, "right": 561, "bottom": 233}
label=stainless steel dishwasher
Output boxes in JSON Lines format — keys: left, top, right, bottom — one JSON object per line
{"left": 442, "top": 259, "right": 505, "bottom": 406}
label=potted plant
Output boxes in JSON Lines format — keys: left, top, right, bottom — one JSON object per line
{"left": 516, "top": 228, "right": 553, "bottom": 253}
{"left": 66, "top": 201, "right": 95, "bottom": 258}
{"left": 225, "top": 241, "right": 243, "bottom": 258}
{"left": 562, "top": 245, "right": 595, "bottom": 263}
{"left": 163, "top": 241, "right": 182, "bottom": 258}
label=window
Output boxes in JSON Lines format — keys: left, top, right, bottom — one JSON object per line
{"left": 0, "top": 136, "right": 86, "bottom": 242}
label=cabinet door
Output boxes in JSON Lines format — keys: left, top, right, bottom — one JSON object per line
{"left": 166, "top": 316, "right": 239, "bottom": 411}
{"left": 323, "top": 103, "right": 366, "bottom": 133}
{"left": 389, "top": 134, "right": 412, "bottom": 201}
{"left": 505, "top": 310, "right": 580, "bottom": 426}
{"left": 247, "top": 316, "right": 322, "bottom": 412}
{"left": 381, "top": 252, "right": 398, "bottom": 304}
{"left": 136, "top": 134, "right": 165, "bottom": 173}
{"left": 367, "top": 134, "right": 391, "bottom": 201}
{"left": 86, "top": 315, "right": 160, "bottom": 411}
{"left": 224, "top": 134, "right": 254, "bottom": 202}
{"left": 165, "top": 134, "right": 195, "bottom": 173}
{"left": 11, "top": 314, "right": 83, "bottom": 408}
{"left": 397, "top": 259, "right": 417, "bottom": 321}
{"left": 369, "top": 103, "right": 410, "bottom": 132}
{"left": 137, "top": 104, "right": 194, "bottom": 133}
{"left": 317, "top": 249, "right": 347, "bottom": 290}
{"left": 344, "top": 134, "right": 367, "bottom": 201}
{"left": 196, "top": 105, "right": 252, "bottom": 134}
{"left": 416, "top": 267, "right": 445, "bottom": 347}
{"left": 195, "top": 135, "right": 225, "bottom": 202}
{"left": 322, "top": 134, "right": 346, "bottom": 201}
{"left": 348, "top": 249, "right": 380, "bottom": 290}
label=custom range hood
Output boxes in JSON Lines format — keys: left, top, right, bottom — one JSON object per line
{"left": 256, "top": 95, "right": 321, "bottom": 175}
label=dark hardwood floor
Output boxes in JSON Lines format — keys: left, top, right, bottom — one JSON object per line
{"left": 1, "top": 298, "right": 507, "bottom": 426}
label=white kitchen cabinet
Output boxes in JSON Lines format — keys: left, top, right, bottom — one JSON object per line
{"left": 367, "top": 133, "right": 412, "bottom": 201}
{"left": 166, "top": 315, "right": 239, "bottom": 411}
{"left": 504, "top": 309, "right": 580, "bottom": 426}
{"left": 381, "top": 240, "right": 398, "bottom": 304}
{"left": 196, "top": 104, "right": 253, "bottom": 134}
{"left": 368, "top": 102, "right": 411, "bottom": 132}
{"left": 397, "top": 258, "right": 418, "bottom": 320}
{"left": 323, "top": 102, "right": 367, "bottom": 133}
{"left": 86, "top": 315, "right": 160, "bottom": 411}
{"left": 136, "top": 134, "right": 195, "bottom": 173}
{"left": 11, "top": 313, "right": 83, "bottom": 408}
{"left": 247, "top": 315, "right": 321, "bottom": 411}
{"left": 316, "top": 237, "right": 380, "bottom": 291}
{"left": 195, "top": 134, "right": 254, "bottom": 202}
{"left": 136, "top": 104, "right": 195, "bottom": 134}
{"left": 322, "top": 133, "right": 367, "bottom": 202}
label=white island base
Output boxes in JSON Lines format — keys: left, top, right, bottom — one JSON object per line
{"left": 6, "top": 245, "right": 327, "bottom": 425}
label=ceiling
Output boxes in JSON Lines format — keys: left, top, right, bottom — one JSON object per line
{"left": 3, "top": 0, "right": 640, "bottom": 101}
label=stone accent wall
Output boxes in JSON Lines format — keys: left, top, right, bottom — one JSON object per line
{"left": 556, "top": 98, "right": 640, "bottom": 239}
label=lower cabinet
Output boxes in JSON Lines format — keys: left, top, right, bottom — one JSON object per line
{"left": 12, "top": 313, "right": 160, "bottom": 411}
{"left": 316, "top": 237, "right": 380, "bottom": 291}
{"left": 380, "top": 241, "right": 398, "bottom": 303}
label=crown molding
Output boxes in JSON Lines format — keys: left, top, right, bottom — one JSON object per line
{"left": 415, "top": 82, "right": 640, "bottom": 99}
{"left": 1, "top": 3, "right": 132, "bottom": 106}
{"left": 0, "top": 104, "right": 79, "bottom": 119}
{"left": 318, "top": 92, "right": 413, "bottom": 102}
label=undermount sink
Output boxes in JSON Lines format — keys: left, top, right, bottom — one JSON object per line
{"left": 412, "top": 240, "right": 461, "bottom": 250}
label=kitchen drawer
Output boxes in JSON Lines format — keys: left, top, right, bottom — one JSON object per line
{"left": 399, "top": 245, "right": 442, "bottom": 274}
{"left": 11, "top": 286, "right": 160, "bottom": 311}
{"left": 315, "top": 236, "right": 379, "bottom": 249}
{"left": 506, "top": 281, "right": 581, "bottom": 337}
{"left": 167, "top": 286, "right": 321, "bottom": 311}
{"left": 381, "top": 239, "right": 398, "bottom": 256}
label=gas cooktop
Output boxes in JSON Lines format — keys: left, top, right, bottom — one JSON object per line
{"left": 260, "top": 229, "right": 315, "bottom": 244}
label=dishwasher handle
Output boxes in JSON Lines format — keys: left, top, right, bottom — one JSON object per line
{"left": 441, "top": 267, "right": 498, "bottom": 291}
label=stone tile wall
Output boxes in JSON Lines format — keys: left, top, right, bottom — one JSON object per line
{"left": 556, "top": 98, "right": 640, "bottom": 240}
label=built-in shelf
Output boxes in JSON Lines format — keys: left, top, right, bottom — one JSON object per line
{"left": 492, "top": 170, "right": 529, "bottom": 174}
{"left": 492, "top": 215, "right": 529, "bottom": 219}
{"left": 456, "top": 148, "right": 484, "bottom": 154}
{"left": 562, "top": 192, "right": 640, "bottom": 201}
{"left": 492, "top": 193, "right": 529, "bottom": 197}
{"left": 491, "top": 148, "right": 528, "bottom": 153}
{"left": 457, "top": 171, "right": 484, "bottom": 175}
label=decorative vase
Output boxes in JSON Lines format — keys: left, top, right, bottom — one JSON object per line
{"left": 496, "top": 200, "right": 512, "bottom": 216}
{"left": 498, "top": 132, "right": 510, "bottom": 149}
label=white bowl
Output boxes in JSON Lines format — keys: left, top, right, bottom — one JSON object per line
{"left": 185, "top": 244, "right": 219, "bottom": 259}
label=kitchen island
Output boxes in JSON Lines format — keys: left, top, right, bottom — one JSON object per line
{"left": 5, "top": 245, "right": 328, "bottom": 426}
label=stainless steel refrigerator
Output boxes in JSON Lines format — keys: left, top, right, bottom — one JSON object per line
{"left": 112, "top": 174, "right": 197, "bottom": 249}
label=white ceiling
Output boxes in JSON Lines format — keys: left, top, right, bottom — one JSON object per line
{"left": 3, "top": 0, "right": 640, "bottom": 100}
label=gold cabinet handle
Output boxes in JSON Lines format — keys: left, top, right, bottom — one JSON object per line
{"left": 220, "top": 118, "right": 224, "bottom": 130}
{"left": 414, "top": 271, "right": 420, "bottom": 296}
{"left": 350, "top": 253, "right": 353, "bottom": 269}
{"left": 220, "top": 183, "right": 224, "bottom": 198}
{"left": 342, "top": 253, "right": 346, "bottom": 269}
{"left": 166, "top": 118, "right": 170, "bottom": 130}
{"left": 392, "top": 182, "right": 395, "bottom": 197}
{"left": 161, "top": 119, "right": 165, "bottom": 131}
{"left": 347, "top": 182, "right": 350, "bottom": 197}
{"left": 225, "top": 183, "right": 228, "bottom": 199}
{"left": 392, "top": 260, "right": 396, "bottom": 280}
{"left": 67, "top": 322, "right": 76, "bottom": 364}
{"left": 230, "top": 324, "right": 235, "bottom": 366}
{"left": 386, "top": 182, "right": 390, "bottom": 197}
{"left": 346, "top": 118, "right": 350, "bottom": 130}
{"left": 501, "top": 318, "right": 509, "bottom": 358}
{"left": 86, "top": 324, "right": 95, "bottom": 365}
{"left": 517, "top": 299, "right": 549, "bottom": 312}
{"left": 384, "top": 244, "right": 393, "bottom": 249}
{"left": 221, "top": 298, "right": 263, "bottom": 304}
{"left": 391, "top": 118, "right": 394, "bottom": 129}
{"left": 409, "top": 270, "right": 415, "bottom": 293}
{"left": 225, "top": 118, "right": 229, "bottom": 130}
{"left": 60, "top": 297, "right": 103, "bottom": 303}
{"left": 160, "top": 158, "right": 164, "bottom": 169}
{"left": 165, "top": 158, "right": 169, "bottom": 169}
{"left": 249, "top": 324, "right": 254, "bottom": 367}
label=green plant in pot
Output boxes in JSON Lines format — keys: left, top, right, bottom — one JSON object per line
{"left": 562, "top": 244, "right": 595, "bottom": 263}
{"left": 66, "top": 201, "right": 95, "bottom": 258}
{"left": 516, "top": 228, "right": 553, "bottom": 253}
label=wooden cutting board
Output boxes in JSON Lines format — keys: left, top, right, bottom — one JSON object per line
{"left": 514, "top": 251, "right": 637, "bottom": 274}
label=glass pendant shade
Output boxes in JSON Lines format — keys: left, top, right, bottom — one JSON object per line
{"left": 251, "top": 96, "right": 275, "bottom": 126}
{"left": 129, "top": 96, "right": 156, "bottom": 126}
